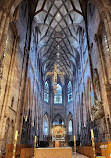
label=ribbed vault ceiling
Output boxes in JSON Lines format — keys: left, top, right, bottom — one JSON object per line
{"left": 34, "top": 0, "right": 84, "bottom": 78}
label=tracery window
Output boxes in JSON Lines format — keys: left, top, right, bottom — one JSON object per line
{"left": 68, "top": 120, "right": 73, "bottom": 135}
{"left": 44, "top": 81, "right": 49, "bottom": 103}
{"left": 43, "top": 115, "right": 49, "bottom": 135}
{"left": 54, "top": 84, "right": 62, "bottom": 104}
{"left": 68, "top": 81, "right": 72, "bottom": 102}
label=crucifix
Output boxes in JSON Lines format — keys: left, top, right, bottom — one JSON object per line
{"left": 47, "top": 64, "right": 64, "bottom": 93}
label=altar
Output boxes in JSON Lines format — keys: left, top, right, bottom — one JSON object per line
{"left": 53, "top": 140, "right": 61, "bottom": 147}
{"left": 51, "top": 125, "right": 66, "bottom": 147}
{"left": 35, "top": 147, "right": 72, "bottom": 158}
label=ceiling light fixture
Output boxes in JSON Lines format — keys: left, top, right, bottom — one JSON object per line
{"left": 57, "top": 13, "right": 60, "bottom": 17}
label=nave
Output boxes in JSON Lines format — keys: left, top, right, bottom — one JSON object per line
{"left": 0, "top": 0, "right": 111, "bottom": 157}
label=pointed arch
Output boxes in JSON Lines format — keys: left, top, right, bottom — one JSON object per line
{"left": 43, "top": 113, "right": 49, "bottom": 136}
{"left": 67, "top": 112, "right": 73, "bottom": 135}
{"left": 52, "top": 113, "right": 64, "bottom": 125}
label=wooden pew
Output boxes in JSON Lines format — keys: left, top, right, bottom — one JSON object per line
{"left": 77, "top": 146, "right": 94, "bottom": 158}
{"left": 96, "top": 141, "right": 111, "bottom": 157}
{"left": 106, "top": 142, "right": 111, "bottom": 158}
{"left": 20, "top": 148, "right": 34, "bottom": 158}
{"left": 5, "top": 144, "right": 32, "bottom": 158}
{"left": 77, "top": 141, "right": 111, "bottom": 158}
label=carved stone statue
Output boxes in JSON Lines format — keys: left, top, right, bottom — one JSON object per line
{"left": 91, "top": 69, "right": 106, "bottom": 141}
{"left": 91, "top": 101, "right": 104, "bottom": 120}
{"left": 93, "top": 69, "right": 102, "bottom": 102}
{"left": 91, "top": 69, "right": 104, "bottom": 120}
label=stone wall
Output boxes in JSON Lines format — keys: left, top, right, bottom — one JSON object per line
{"left": 0, "top": 0, "right": 111, "bottom": 155}
{"left": 65, "top": 0, "right": 111, "bottom": 144}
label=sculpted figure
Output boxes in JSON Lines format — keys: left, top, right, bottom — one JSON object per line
{"left": 93, "top": 69, "right": 102, "bottom": 102}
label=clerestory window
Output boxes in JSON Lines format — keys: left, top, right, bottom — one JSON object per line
{"left": 44, "top": 81, "right": 49, "bottom": 103}
{"left": 68, "top": 81, "right": 72, "bottom": 102}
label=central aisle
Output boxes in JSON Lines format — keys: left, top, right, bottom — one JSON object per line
{"left": 72, "top": 153, "right": 89, "bottom": 158}
{"left": 31, "top": 153, "right": 89, "bottom": 158}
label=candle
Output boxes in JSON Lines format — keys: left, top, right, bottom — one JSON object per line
{"left": 74, "top": 135, "right": 76, "bottom": 142}
{"left": 91, "top": 129, "right": 94, "bottom": 139}
{"left": 25, "top": 115, "right": 27, "bottom": 122}
{"left": 74, "top": 135, "right": 76, "bottom": 158}
{"left": 15, "top": 130, "right": 18, "bottom": 140}
{"left": 35, "top": 136, "right": 37, "bottom": 142}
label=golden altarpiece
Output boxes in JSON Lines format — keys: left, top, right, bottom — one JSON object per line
{"left": 50, "top": 125, "right": 67, "bottom": 147}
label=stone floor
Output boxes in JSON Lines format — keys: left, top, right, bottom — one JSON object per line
{"left": 31, "top": 153, "right": 89, "bottom": 158}
{"left": 72, "top": 153, "right": 89, "bottom": 158}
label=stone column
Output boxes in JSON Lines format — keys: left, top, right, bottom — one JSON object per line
{"left": 0, "top": 15, "right": 10, "bottom": 58}
{"left": 101, "top": 11, "right": 111, "bottom": 58}
{"left": 94, "top": 34, "right": 111, "bottom": 141}
{"left": 106, "top": 9, "right": 111, "bottom": 35}
{"left": 4, "top": 38, "right": 19, "bottom": 117}
{"left": 0, "top": 37, "right": 19, "bottom": 154}
{"left": 0, "top": 10, "right": 2, "bottom": 21}
{"left": 0, "top": 12, "right": 7, "bottom": 42}
{"left": 94, "top": 34, "right": 107, "bottom": 83}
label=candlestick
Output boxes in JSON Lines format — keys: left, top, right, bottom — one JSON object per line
{"left": 35, "top": 136, "right": 37, "bottom": 143}
{"left": 25, "top": 115, "right": 27, "bottom": 122}
{"left": 91, "top": 129, "right": 94, "bottom": 138}
{"left": 74, "top": 135, "right": 76, "bottom": 142}
{"left": 74, "top": 135, "right": 76, "bottom": 158}
{"left": 90, "top": 129, "right": 96, "bottom": 158}
{"left": 34, "top": 136, "right": 37, "bottom": 158}
{"left": 15, "top": 130, "right": 18, "bottom": 140}
{"left": 12, "top": 130, "right": 18, "bottom": 158}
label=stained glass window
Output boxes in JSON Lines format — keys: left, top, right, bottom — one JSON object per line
{"left": 44, "top": 81, "right": 49, "bottom": 103}
{"left": 69, "top": 120, "right": 73, "bottom": 135}
{"left": 54, "top": 84, "right": 62, "bottom": 104}
{"left": 68, "top": 81, "right": 72, "bottom": 102}
{"left": 43, "top": 115, "right": 48, "bottom": 135}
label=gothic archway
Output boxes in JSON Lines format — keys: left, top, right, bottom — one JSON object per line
{"left": 52, "top": 113, "right": 64, "bottom": 125}
{"left": 43, "top": 114, "right": 49, "bottom": 136}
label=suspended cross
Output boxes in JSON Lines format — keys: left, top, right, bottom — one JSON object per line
{"left": 47, "top": 64, "right": 64, "bottom": 93}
